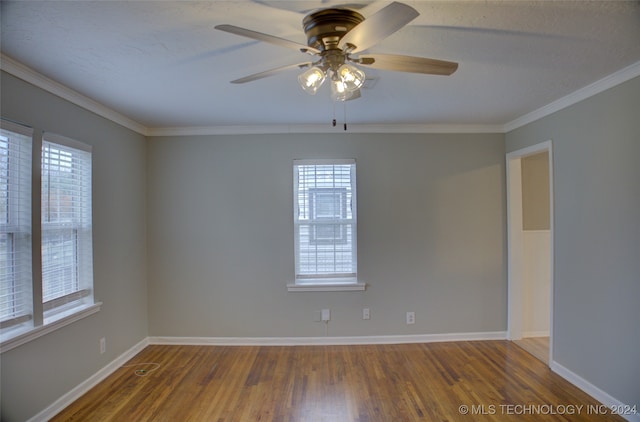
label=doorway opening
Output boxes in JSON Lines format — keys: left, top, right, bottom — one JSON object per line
{"left": 506, "top": 141, "right": 553, "bottom": 365}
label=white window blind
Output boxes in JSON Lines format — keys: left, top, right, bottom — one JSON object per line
{"left": 41, "top": 134, "right": 93, "bottom": 315}
{"left": 0, "top": 122, "right": 33, "bottom": 329}
{"left": 0, "top": 125, "right": 99, "bottom": 351}
{"left": 293, "top": 159, "right": 357, "bottom": 283}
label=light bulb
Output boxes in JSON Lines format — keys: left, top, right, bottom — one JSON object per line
{"left": 331, "top": 80, "right": 362, "bottom": 102}
{"left": 298, "top": 67, "right": 326, "bottom": 95}
{"left": 331, "top": 79, "right": 349, "bottom": 101}
{"left": 337, "top": 64, "right": 365, "bottom": 91}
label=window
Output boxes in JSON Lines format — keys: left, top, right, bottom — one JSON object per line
{"left": 0, "top": 122, "right": 33, "bottom": 331}
{"left": 41, "top": 134, "right": 94, "bottom": 319}
{"left": 290, "top": 159, "right": 364, "bottom": 291}
{"left": 0, "top": 120, "right": 98, "bottom": 352}
{"left": 308, "top": 187, "right": 348, "bottom": 244}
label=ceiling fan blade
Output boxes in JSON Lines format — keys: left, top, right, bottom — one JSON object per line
{"left": 355, "top": 54, "right": 458, "bottom": 76}
{"left": 339, "top": 2, "right": 419, "bottom": 54}
{"left": 231, "top": 62, "right": 312, "bottom": 84}
{"left": 215, "top": 24, "right": 321, "bottom": 55}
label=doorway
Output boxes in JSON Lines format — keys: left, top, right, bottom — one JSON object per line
{"left": 506, "top": 141, "right": 553, "bottom": 365}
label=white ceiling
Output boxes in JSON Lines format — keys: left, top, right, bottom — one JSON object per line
{"left": 2, "top": 1, "right": 640, "bottom": 133}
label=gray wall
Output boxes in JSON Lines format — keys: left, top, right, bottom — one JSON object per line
{"left": 147, "top": 133, "right": 507, "bottom": 337}
{"left": 0, "top": 72, "right": 148, "bottom": 421}
{"left": 506, "top": 76, "right": 640, "bottom": 406}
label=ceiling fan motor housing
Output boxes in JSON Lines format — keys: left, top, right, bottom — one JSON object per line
{"left": 303, "top": 8, "right": 364, "bottom": 51}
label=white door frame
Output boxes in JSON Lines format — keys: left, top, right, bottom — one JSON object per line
{"left": 506, "top": 140, "right": 554, "bottom": 364}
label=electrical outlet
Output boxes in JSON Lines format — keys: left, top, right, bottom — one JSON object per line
{"left": 99, "top": 337, "right": 106, "bottom": 354}
{"left": 321, "top": 309, "right": 331, "bottom": 321}
{"left": 363, "top": 308, "right": 370, "bottom": 320}
{"left": 406, "top": 311, "right": 415, "bottom": 325}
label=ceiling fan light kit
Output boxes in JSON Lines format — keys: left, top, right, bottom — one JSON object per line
{"left": 215, "top": 1, "right": 458, "bottom": 103}
{"left": 300, "top": 61, "right": 365, "bottom": 99}
{"left": 298, "top": 66, "right": 326, "bottom": 95}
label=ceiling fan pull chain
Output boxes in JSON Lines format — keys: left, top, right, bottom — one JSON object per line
{"left": 332, "top": 101, "right": 337, "bottom": 127}
{"left": 343, "top": 102, "right": 348, "bottom": 131}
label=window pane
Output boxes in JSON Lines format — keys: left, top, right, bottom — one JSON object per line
{"left": 0, "top": 123, "right": 33, "bottom": 326}
{"left": 42, "top": 137, "right": 93, "bottom": 311}
{"left": 42, "top": 230, "right": 78, "bottom": 302}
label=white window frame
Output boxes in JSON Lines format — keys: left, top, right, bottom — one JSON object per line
{"left": 289, "top": 159, "right": 365, "bottom": 292}
{"left": 41, "top": 133, "right": 95, "bottom": 323}
{"left": 0, "top": 122, "right": 100, "bottom": 353}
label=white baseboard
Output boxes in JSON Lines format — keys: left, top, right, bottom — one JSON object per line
{"left": 522, "top": 330, "right": 550, "bottom": 338}
{"left": 550, "top": 361, "right": 640, "bottom": 422}
{"left": 148, "top": 331, "right": 507, "bottom": 346}
{"left": 28, "top": 337, "right": 149, "bottom": 422}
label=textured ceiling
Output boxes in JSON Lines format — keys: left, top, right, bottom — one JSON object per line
{"left": 2, "top": 1, "right": 640, "bottom": 131}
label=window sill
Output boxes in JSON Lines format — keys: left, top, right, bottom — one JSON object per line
{"left": 0, "top": 302, "right": 102, "bottom": 353}
{"left": 287, "top": 282, "right": 366, "bottom": 292}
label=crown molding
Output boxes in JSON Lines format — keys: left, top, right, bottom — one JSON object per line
{"left": 146, "top": 123, "right": 504, "bottom": 137}
{"left": 504, "top": 60, "right": 640, "bottom": 132}
{"left": 3, "top": 54, "right": 639, "bottom": 137}
{"left": 2, "top": 55, "right": 499, "bottom": 135}
{"left": 1, "top": 53, "right": 148, "bottom": 136}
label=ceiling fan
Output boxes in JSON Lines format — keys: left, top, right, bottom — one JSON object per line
{"left": 215, "top": 1, "right": 458, "bottom": 101}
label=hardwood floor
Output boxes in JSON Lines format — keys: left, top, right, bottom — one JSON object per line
{"left": 53, "top": 341, "right": 623, "bottom": 421}
{"left": 513, "top": 337, "right": 550, "bottom": 365}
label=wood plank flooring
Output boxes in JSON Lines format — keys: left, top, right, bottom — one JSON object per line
{"left": 52, "top": 341, "right": 623, "bottom": 421}
{"left": 513, "top": 337, "right": 550, "bottom": 365}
